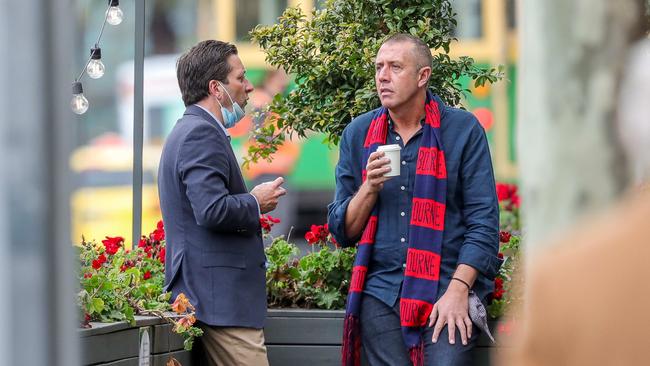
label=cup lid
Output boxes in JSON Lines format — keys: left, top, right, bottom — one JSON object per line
{"left": 376, "top": 144, "right": 402, "bottom": 152}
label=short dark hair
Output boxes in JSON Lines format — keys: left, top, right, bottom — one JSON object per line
{"left": 176, "top": 40, "right": 238, "bottom": 106}
{"left": 382, "top": 33, "right": 433, "bottom": 70}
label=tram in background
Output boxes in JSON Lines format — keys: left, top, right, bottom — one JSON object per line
{"left": 70, "top": 0, "right": 518, "bottom": 245}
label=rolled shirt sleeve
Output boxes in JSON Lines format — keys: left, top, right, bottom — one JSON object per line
{"left": 327, "top": 125, "right": 362, "bottom": 247}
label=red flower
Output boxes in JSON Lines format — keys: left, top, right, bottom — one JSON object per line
{"left": 83, "top": 273, "right": 92, "bottom": 278}
{"left": 496, "top": 183, "right": 511, "bottom": 202}
{"left": 493, "top": 288, "right": 505, "bottom": 300}
{"left": 138, "top": 238, "right": 148, "bottom": 248}
{"left": 493, "top": 276, "right": 505, "bottom": 300}
{"left": 260, "top": 218, "right": 271, "bottom": 233}
{"left": 499, "top": 231, "right": 511, "bottom": 243}
{"left": 305, "top": 231, "right": 318, "bottom": 244}
{"left": 260, "top": 214, "right": 281, "bottom": 234}
{"left": 158, "top": 247, "right": 166, "bottom": 264}
{"left": 151, "top": 221, "right": 165, "bottom": 242}
{"left": 496, "top": 183, "right": 520, "bottom": 208}
{"left": 151, "top": 227, "right": 165, "bottom": 242}
{"left": 498, "top": 252, "right": 504, "bottom": 259}
{"left": 143, "top": 270, "right": 152, "bottom": 280}
{"left": 102, "top": 236, "right": 124, "bottom": 255}
{"left": 92, "top": 259, "right": 102, "bottom": 270}
{"left": 91, "top": 254, "right": 107, "bottom": 270}
{"left": 305, "top": 224, "right": 330, "bottom": 245}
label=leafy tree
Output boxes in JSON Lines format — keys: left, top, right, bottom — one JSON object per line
{"left": 246, "top": 0, "right": 502, "bottom": 164}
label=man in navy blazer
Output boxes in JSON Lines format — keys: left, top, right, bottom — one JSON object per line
{"left": 158, "top": 40, "right": 286, "bottom": 365}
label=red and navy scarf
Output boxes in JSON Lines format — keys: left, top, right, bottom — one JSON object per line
{"left": 342, "top": 91, "right": 447, "bottom": 366}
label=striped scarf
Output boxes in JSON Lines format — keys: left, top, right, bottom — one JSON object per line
{"left": 342, "top": 90, "right": 447, "bottom": 366}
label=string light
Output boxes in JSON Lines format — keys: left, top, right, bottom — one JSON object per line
{"left": 71, "top": 82, "right": 89, "bottom": 115}
{"left": 71, "top": 1, "right": 123, "bottom": 114}
{"left": 106, "top": 0, "right": 124, "bottom": 26}
{"left": 86, "top": 47, "right": 105, "bottom": 79}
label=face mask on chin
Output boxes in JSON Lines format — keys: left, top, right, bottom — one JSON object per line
{"left": 215, "top": 81, "right": 245, "bottom": 129}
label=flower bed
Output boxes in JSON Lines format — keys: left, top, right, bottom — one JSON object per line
{"left": 77, "top": 221, "right": 203, "bottom": 360}
{"left": 78, "top": 183, "right": 521, "bottom": 364}
{"left": 263, "top": 181, "right": 522, "bottom": 319}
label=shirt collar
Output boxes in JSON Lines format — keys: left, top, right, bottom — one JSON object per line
{"left": 387, "top": 115, "right": 425, "bottom": 135}
{"left": 193, "top": 103, "right": 230, "bottom": 138}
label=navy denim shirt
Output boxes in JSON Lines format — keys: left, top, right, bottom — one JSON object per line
{"left": 328, "top": 96, "right": 501, "bottom": 307}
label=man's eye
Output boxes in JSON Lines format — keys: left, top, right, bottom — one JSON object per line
{"left": 392, "top": 65, "right": 401, "bottom": 71}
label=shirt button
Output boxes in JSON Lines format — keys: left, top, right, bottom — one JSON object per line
{"left": 402, "top": 161, "right": 406, "bottom": 166}
{"left": 400, "top": 186, "right": 405, "bottom": 191}
{"left": 395, "top": 136, "right": 401, "bottom": 141}
{"left": 400, "top": 237, "right": 406, "bottom": 243}
{"left": 400, "top": 212, "right": 405, "bottom": 217}
{"left": 402, "top": 263, "right": 407, "bottom": 268}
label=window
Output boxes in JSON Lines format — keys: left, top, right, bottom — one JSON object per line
{"left": 451, "top": 0, "right": 483, "bottom": 39}
{"left": 236, "top": 0, "right": 288, "bottom": 41}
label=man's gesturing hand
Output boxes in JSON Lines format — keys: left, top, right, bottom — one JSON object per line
{"left": 251, "top": 177, "right": 287, "bottom": 214}
{"left": 364, "top": 151, "right": 392, "bottom": 193}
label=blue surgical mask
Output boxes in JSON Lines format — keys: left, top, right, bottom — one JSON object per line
{"left": 216, "top": 81, "right": 245, "bottom": 128}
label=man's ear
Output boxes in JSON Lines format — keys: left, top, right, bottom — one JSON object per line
{"left": 208, "top": 80, "right": 222, "bottom": 98}
{"left": 417, "top": 66, "right": 432, "bottom": 88}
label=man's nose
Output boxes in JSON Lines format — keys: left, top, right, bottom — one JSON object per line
{"left": 245, "top": 79, "right": 254, "bottom": 93}
{"left": 377, "top": 67, "right": 389, "bottom": 82}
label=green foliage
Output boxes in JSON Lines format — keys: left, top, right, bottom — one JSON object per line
{"left": 488, "top": 235, "right": 521, "bottom": 319}
{"left": 246, "top": 0, "right": 503, "bottom": 164}
{"left": 265, "top": 234, "right": 356, "bottom": 309}
{"left": 487, "top": 183, "right": 523, "bottom": 319}
{"left": 77, "top": 225, "right": 203, "bottom": 350}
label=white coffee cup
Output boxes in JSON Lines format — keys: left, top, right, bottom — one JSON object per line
{"left": 376, "top": 144, "right": 402, "bottom": 177}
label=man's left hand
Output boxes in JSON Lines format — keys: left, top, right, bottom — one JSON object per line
{"left": 428, "top": 281, "right": 472, "bottom": 346}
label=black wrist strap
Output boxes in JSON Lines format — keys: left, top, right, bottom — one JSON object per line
{"left": 451, "top": 277, "right": 471, "bottom": 290}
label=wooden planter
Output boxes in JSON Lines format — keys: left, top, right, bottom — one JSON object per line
{"left": 265, "top": 309, "right": 510, "bottom": 366}
{"left": 80, "top": 310, "right": 512, "bottom": 365}
{"left": 79, "top": 316, "right": 191, "bottom": 366}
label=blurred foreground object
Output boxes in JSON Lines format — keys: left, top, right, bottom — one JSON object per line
{"left": 503, "top": 190, "right": 650, "bottom": 365}
{"left": 502, "top": 22, "right": 650, "bottom": 366}
{"left": 517, "top": 0, "right": 647, "bottom": 255}
{"left": 618, "top": 39, "right": 650, "bottom": 184}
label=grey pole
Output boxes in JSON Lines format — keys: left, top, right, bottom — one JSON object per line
{"left": 1, "top": 0, "right": 77, "bottom": 364}
{"left": 133, "top": 0, "right": 145, "bottom": 244}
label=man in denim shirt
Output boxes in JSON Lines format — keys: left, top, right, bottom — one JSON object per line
{"left": 328, "top": 34, "right": 501, "bottom": 365}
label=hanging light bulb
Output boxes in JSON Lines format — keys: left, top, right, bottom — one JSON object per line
{"left": 71, "top": 82, "right": 89, "bottom": 115}
{"left": 106, "top": 0, "right": 123, "bottom": 26}
{"left": 86, "top": 47, "right": 105, "bottom": 79}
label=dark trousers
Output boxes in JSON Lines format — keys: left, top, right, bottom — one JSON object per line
{"left": 360, "top": 294, "right": 480, "bottom": 366}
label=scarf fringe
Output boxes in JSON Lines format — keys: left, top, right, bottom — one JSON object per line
{"left": 342, "top": 314, "right": 361, "bottom": 366}
{"left": 408, "top": 341, "right": 424, "bottom": 366}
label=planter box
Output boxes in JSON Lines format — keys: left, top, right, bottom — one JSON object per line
{"left": 265, "top": 309, "right": 512, "bottom": 366}
{"left": 80, "top": 310, "right": 512, "bottom": 366}
{"left": 79, "top": 316, "right": 192, "bottom": 366}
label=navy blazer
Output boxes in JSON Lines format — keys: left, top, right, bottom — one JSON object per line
{"left": 158, "top": 105, "right": 266, "bottom": 328}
